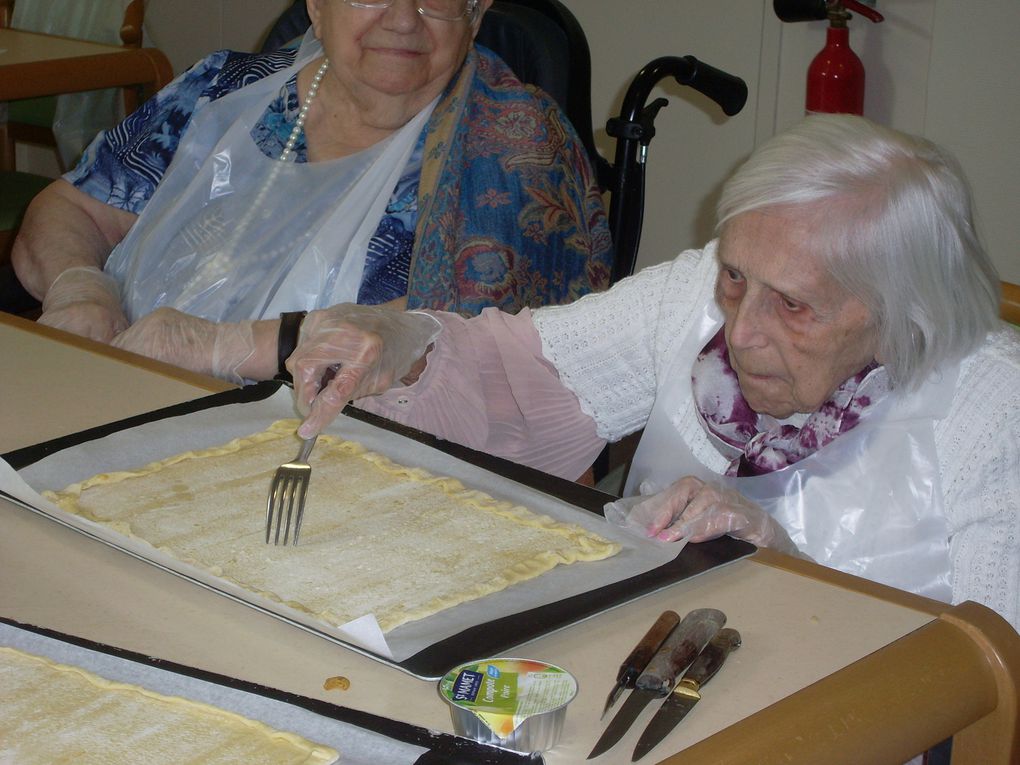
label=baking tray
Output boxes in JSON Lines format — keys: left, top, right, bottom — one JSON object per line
{"left": 3, "top": 380, "right": 755, "bottom": 678}
{"left": 0, "top": 615, "right": 537, "bottom": 765}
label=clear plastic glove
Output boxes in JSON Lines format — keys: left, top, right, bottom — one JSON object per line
{"left": 604, "top": 480, "right": 666, "bottom": 538}
{"left": 111, "top": 307, "right": 255, "bottom": 385}
{"left": 288, "top": 305, "right": 442, "bottom": 438}
{"left": 39, "top": 266, "right": 128, "bottom": 343}
{"left": 604, "top": 476, "right": 801, "bottom": 556}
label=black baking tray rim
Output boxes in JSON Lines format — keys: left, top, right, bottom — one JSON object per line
{"left": 4, "top": 381, "right": 756, "bottom": 679}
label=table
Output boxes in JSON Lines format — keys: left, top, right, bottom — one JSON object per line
{"left": 0, "top": 26, "right": 171, "bottom": 110}
{"left": 2, "top": 314, "right": 1018, "bottom": 764}
{"left": 0, "top": 312, "right": 231, "bottom": 453}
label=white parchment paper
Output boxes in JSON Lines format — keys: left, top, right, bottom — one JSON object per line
{"left": 0, "top": 619, "right": 429, "bottom": 764}
{"left": 3, "top": 388, "right": 678, "bottom": 673}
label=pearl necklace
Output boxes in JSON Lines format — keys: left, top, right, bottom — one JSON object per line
{"left": 205, "top": 56, "right": 332, "bottom": 293}
{"left": 280, "top": 57, "right": 330, "bottom": 163}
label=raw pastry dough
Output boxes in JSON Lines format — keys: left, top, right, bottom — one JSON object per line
{"left": 0, "top": 645, "right": 339, "bottom": 764}
{"left": 43, "top": 420, "right": 620, "bottom": 633}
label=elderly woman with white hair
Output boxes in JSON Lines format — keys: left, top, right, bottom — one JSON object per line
{"left": 148, "top": 115, "right": 1020, "bottom": 628}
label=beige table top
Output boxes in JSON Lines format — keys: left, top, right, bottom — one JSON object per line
{"left": 0, "top": 27, "right": 172, "bottom": 103}
{"left": 0, "top": 313, "right": 231, "bottom": 454}
{"left": 2, "top": 314, "right": 1018, "bottom": 764}
{"left": 0, "top": 26, "right": 124, "bottom": 65}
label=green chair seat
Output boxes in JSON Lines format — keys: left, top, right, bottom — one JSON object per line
{"left": 0, "top": 170, "right": 53, "bottom": 230}
{"left": 6, "top": 96, "right": 58, "bottom": 129}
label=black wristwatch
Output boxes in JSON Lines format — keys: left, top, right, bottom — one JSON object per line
{"left": 276, "top": 310, "right": 307, "bottom": 383}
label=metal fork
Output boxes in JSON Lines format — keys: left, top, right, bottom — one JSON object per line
{"left": 265, "top": 434, "right": 318, "bottom": 545}
{"left": 265, "top": 365, "right": 338, "bottom": 545}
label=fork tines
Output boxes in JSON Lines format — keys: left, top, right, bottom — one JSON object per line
{"left": 265, "top": 436, "right": 317, "bottom": 545}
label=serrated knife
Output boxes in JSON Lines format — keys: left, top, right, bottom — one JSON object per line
{"left": 587, "top": 607, "right": 726, "bottom": 759}
{"left": 631, "top": 627, "right": 742, "bottom": 761}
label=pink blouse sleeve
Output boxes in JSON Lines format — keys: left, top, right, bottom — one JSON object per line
{"left": 354, "top": 307, "right": 606, "bottom": 482}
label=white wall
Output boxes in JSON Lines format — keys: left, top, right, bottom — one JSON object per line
{"left": 924, "top": 1, "right": 1020, "bottom": 287}
{"left": 144, "top": 0, "right": 293, "bottom": 75}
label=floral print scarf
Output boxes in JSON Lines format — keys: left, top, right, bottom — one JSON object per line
{"left": 691, "top": 329, "right": 889, "bottom": 477}
{"left": 410, "top": 46, "right": 613, "bottom": 315}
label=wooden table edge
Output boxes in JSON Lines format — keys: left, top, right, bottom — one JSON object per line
{"left": 1, "top": 312, "right": 233, "bottom": 394}
{"left": 653, "top": 550, "right": 1020, "bottom": 764}
{"left": 750, "top": 547, "right": 950, "bottom": 614}
{"left": 0, "top": 26, "right": 127, "bottom": 48}
{"left": 0, "top": 44, "right": 173, "bottom": 100}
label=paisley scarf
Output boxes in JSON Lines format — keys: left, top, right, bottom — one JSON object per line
{"left": 410, "top": 45, "right": 613, "bottom": 315}
{"left": 691, "top": 329, "right": 889, "bottom": 477}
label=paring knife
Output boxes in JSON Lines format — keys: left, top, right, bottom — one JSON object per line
{"left": 587, "top": 607, "right": 726, "bottom": 759}
{"left": 602, "top": 610, "right": 682, "bottom": 719}
{"left": 631, "top": 627, "right": 742, "bottom": 762}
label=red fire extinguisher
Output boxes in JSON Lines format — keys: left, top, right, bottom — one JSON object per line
{"left": 774, "top": 0, "right": 884, "bottom": 115}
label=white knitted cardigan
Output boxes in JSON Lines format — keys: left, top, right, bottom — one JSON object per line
{"left": 534, "top": 243, "right": 1020, "bottom": 629}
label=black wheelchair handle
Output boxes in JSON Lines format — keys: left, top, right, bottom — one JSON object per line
{"left": 620, "top": 56, "right": 747, "bottom": 124}
{"left": 674, "top": 55, "right": 749, "bottom": 117}
{"left": 773, "top": 0, "right": 829, "bottom": 22}
{"left": 605, "top": 55, "right": 747, "bottom": 284}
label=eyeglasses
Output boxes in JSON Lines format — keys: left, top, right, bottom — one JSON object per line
{"left": 343, "top": 0, "right": 479, "bottom": 22}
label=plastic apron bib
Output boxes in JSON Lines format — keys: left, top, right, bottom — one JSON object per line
{"left": 625, "top": 299, "right": 956, "bottom": 601}
{"left": 105, "top": 31, "right": 434, "bottom": 323}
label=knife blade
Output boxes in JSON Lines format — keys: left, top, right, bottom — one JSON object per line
{"left": 587, "top": 607, "right": 725, "bottom": 759}
{"left": 601, "top": 610, "right": 682, "bottom": 719}
{"left": 631, "top": 627, "right": 742, "bottom": 762}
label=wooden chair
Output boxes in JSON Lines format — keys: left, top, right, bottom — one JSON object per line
{"left": 1, "top": 0, "right": 145, "bottom": 173}
{"left": 0, "top": 0, "right": 170, "bottom": 316}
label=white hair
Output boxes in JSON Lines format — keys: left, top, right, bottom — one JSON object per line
{"left": 716, "top": 114, "right": 1000, "bottom": 390}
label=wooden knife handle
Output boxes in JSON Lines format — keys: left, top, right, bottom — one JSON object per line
{"left": 681, "top": 627, "right": 742, "bottom": 690}
{"left": 616, "top": 610, "right": 682, "bottom": 685}
{"left": 636, "top": 608, "right": 726, "bottom": 695}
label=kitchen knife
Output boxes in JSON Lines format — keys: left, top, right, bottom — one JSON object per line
{"left": 601, "top": 610, "right": 682, "bottom": 719}
{"left": 631, "top": 627, "right": 742, "bottom": 762}
{"left": 587, "top": 607, "right": 725, "bottom": 759}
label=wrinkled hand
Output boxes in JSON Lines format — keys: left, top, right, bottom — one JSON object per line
{"left": 288, "top": 304, "right": 442, "bottom": 438}
{"left": 607, "top": 476, "right": 801, "bottom": 555}
{"left": 111, "top": 307, "right": 254, "bottom": 385}
{"left": 39, "top": 266, "right": 128, "bottom": 343}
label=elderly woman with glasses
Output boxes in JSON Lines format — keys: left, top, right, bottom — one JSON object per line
{"left": 229, "top": 115, "right": 1016, "bottom": 628}
{"left": 12, "top": 0, "right": 611, "bottom": 377}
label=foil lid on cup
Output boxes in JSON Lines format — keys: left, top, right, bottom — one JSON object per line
{"left": 438, "top": 658, "right": 577, "bottom": 753}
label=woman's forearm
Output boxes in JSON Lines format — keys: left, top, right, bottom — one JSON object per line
{"left": 11, "top": 180, "right": 136, "bottom": 299}
{"left": 357, "top": 308, "right": 606, "bottom": 481}
{"left": 238, "top": 319, "right": 286, "bottom": 381}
